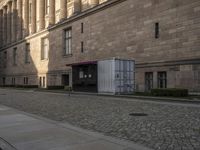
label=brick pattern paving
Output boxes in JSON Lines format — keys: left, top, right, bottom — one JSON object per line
{"left": 0, "top": 89, "right": 200, "bottom": 150}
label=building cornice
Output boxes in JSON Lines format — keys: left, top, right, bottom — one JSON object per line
{"left": 0, "top": 0, "right": 127, "bottom": 51}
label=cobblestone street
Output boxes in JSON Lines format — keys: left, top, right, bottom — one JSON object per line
{"left": 0, "top": 89, "right": 200, "bottom": 150}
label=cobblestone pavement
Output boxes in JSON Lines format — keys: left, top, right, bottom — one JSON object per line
{"left": 0, "top": 89, "right": 200, "bottom": 150}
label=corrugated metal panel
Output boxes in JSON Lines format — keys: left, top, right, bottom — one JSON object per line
{"left": 98, "top": 58, "right": 135, "bottom": 94}
{"left": 98, "top": 59, "right": 115, "bottom": 93}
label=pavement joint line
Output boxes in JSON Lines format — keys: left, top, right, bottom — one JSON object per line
{"left": 0, "top": 104, "right": 153, "bottom": 150}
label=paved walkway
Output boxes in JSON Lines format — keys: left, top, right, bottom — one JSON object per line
{"left": 0, "top": 105, "right": 151, "bottom": 150}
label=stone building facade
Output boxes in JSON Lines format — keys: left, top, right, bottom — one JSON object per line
{"left": 0, "top": 0, "right": 200, "bottom": 92}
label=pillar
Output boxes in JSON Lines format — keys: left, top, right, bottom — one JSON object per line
{"left": 17, "top": 0, "right": 22, "bottom": 40}
{"left": 60, "top": 0, "right": 67, "bottom": 20}
{"left": 23, "top": 0, "right": 29, "bottom": 37}
{"left": 89, "top": 0, "right": 99, "bottom": 8}
{"left": 0, "top": 10, "right": 3, "bottom": 47}
{"left": 11, "top": 0, "right": 17, "bottom": 42}
{"left": 31, "top": 0, "right": 36, "bottom": 34}
{"left": 49, "top": 0, "right": 55, "bottom": 25}
{"left": 39, "top": 0, "right": 45, "bottom": 31}
{"left": 3, "top": 6, "right": 7, "bottom": 45}
{"left": 7, "top": 2, "right": 12, "bottom": 44}
{"left": 73, "top": 0, "right": 81, "bottom": 14}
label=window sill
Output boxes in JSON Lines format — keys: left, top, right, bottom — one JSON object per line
{"left": 63, "top": 54, "right": 73, "bottom": 58}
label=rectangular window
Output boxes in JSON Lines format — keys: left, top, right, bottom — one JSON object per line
{"left": 81, "top": 41, "right": 84, "bottom": 53}
{"left": 13, "top": 47, "right": 17, "bottom": 65}
{"left": 158, "top": 72, "right": 167, "bottom": 88}
{"left": 81, "top": 23, "right": 84, "bottom": 33}
{"left": 25, "top": 43, "right": 30, "bottom": 64}
{"left": 145, "top": 72, "right": 153, "bottom": 91}
{"left": 45, "top": 0, "right": 50, "bottom": 15}
{"left": 41, "top": 38, "right": 49, "bottom": 60}
{"left": 64, "top": 28, "right": 72, "bottom": 55}
{"left": 155, "top": 22, "right": 159, "bottom": 39}
{"left": 3, "top": 51, "right": 7, "bottom": 68}
{"left": 29, "top": 3, "right": 32, "bottom": 24}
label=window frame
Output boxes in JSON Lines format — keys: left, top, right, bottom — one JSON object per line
{"left": 25, "top": 43, "right": 30, "bottom": 64}
{"left": 63, "top": 28, "right": 72, "bottom": 56}
{"left": 145, "top": 72, "right": 153, "bottom": 91}
{"left": 41, "top": 37, "right": 49, "bottom": 60}
{"left": 155, "top": 22, "right": 159, "bottom": 39}
{"left": 13, "top": 47, "right": 17, "bottom": 66}
{"left": 3, "top": 51, "right": 7, "bottom": 68}
{"left": 157, "top": 71, "right": 167, "bottom": 89}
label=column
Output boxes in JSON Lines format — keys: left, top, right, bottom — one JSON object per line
{"left": 73, "top": 0, "right": 81, "bottom": 14}
{"left": 7, "top": 1, "right": 12, "bottom": 44}
{"left": 60, "top": 0, "right": 67, "bottom": 20}
{"left": 23, "top": 0, "right": 29, "bottom": 37}
{"left": 3, "top": 6, "right": 7, "bottom": 45}
{"left": 49, "top": 0, "right": 55, "bottom": 25}
{"left": 0, "top": 10, "right": 3, "bottom": 47}
{"left": 39, "top": 0, "right": 45, "bottom": 31}
{"left": 17, "top": 0, "right": 22, "bottom": 40}
{"left": 31, "top": 0, "right": 36, "bottom": 34}
{"left": 89, "top": 0, "right": 99, "bottom": 8}
{"left": 11, "top": 0, "right": 17, "bottom": 42}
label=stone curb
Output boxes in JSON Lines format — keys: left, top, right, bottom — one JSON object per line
{"left": 34, "top": 89, "right": 200, "bottom": 104}
{"left": 1, "top": 87, "right": 200, "bottom": 104}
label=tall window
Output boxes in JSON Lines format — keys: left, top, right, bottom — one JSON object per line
{"left": 13, "top": 48, "right": 17, "bottom": 65}
{"left": 3, "top": 51, "right": 7, "bottom": 68}
{"left": 155, "top": 22, "right": 159, "bottom": 39}
{"left": 81, "top": 23, "right": 84, "bottom": 33}
{"left": 145, "top": 72, "right": 153, "bottom": 91}
{"left": 45, "top": 0, "right": 50, "bottom": 15}
{"left": 41, "top": 38, "right": 49, "bottom": 60}
{"left": 64, "top": 28, "right": 72, "bottom": 55}
{"left": 158, "top": 72, "right": 167, "bottom": 88}
{"left": 25, "top": 43, "right": 30, "bottom": 64}
{"left": 81, "top": 41, "right": 84, "bottom": 53}
{"left": 29, "top": 3, "right": 32, "bottom": 24}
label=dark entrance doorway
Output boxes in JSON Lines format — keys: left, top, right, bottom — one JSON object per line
{"left": 62, "top": 74, "right": 69, "bottom": 86}
{"left": 72, "top": 62, "right": 97, "bottom": 92}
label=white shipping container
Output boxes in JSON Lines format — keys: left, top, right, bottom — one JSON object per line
{"left": 98, "top": 58, "right": 135, "bottom": 94}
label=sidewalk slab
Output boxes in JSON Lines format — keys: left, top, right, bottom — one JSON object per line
{"left": 0, "top": 105, "right": 151, "bottom": 150}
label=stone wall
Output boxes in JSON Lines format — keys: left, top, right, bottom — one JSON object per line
{"left": 0, "top": 0, "right": 200, "bottom": 92}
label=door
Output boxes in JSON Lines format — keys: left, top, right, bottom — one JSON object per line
{"left": 62, "top": 74, "right": 69, "bottom": 86}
